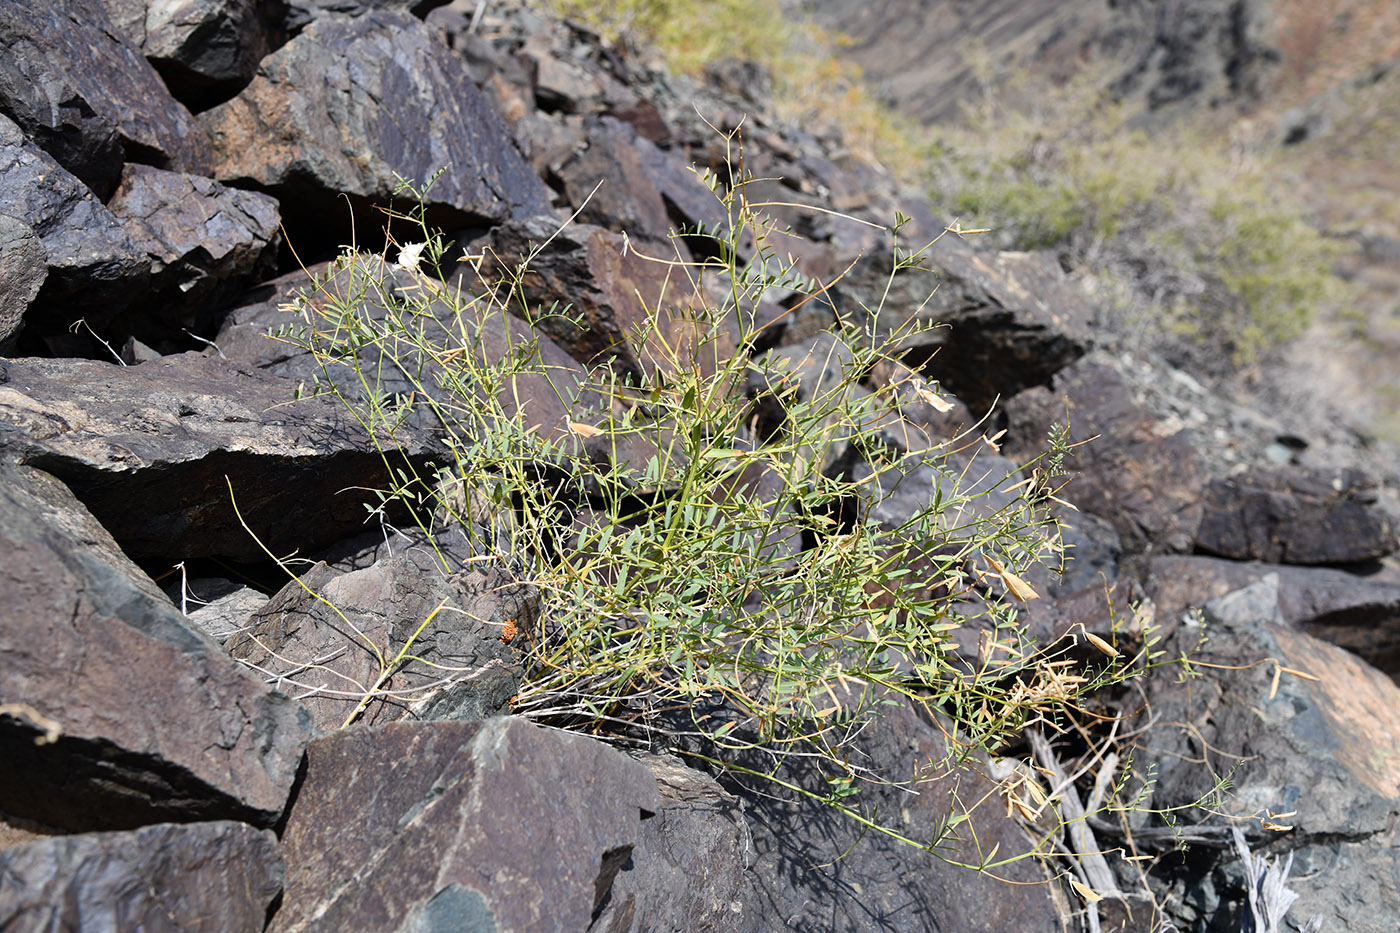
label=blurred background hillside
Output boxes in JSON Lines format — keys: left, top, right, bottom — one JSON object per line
{"left": 554, "top": 0, "right": 1400, "bottom": 443}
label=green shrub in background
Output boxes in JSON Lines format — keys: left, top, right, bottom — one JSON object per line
{"left": 256, "top": 129, "right": 1211, "bottom": 884}
{"left": 932, "top": 82, "right": 1354, "bottom": 367}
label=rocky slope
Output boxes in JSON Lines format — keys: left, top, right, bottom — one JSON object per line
{"left": 1, "top": 1, "right": 1398, "bottom": 931}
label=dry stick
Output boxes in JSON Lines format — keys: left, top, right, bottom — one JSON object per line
{"left": 1028, "top": 727, "right": 1122, "bottom": 932}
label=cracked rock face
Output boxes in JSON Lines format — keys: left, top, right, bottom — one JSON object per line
{"left": 271, "top": 717, "right": 661, "bottom": 933}
{"left": 199, "top": 8, "right": 550, "bottom": 229}
{"left": 0, "top": 460, "right": 312, "bottom": 832}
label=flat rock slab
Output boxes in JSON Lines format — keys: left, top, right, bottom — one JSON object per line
{"left": 227, "top": 554, "right": 533, "bottom": 731}
{"left": 0, "top": 460, "right": 311, "bottom": 831}
{"left": 1195, "top": 465, "right": 1398, "bottom": 564}
{"left": 0, "top": 113, "right": 149, "bottom": 328}
{"left": 0, "top": 0, "right": 212, "bottom": 199}
{"left": 271, "top": 717, "right": 661, "bottom": 933}
{"left": 200, "top": 9, "right": 549, "bottom": 227}
{"left": 0, "top": 821, "right": 282, "bottom": 933}
{"left": 107, "top": 163, "right": 281, "bottom": 346}
{"left": 0, "top": 353, "right": 442, "bottom": 562}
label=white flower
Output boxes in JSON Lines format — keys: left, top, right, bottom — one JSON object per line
{"left": 396, "top": 241, "right": 428, "bottom": 274}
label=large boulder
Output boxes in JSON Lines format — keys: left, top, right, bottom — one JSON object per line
{"left": 199, "top": 9, "right": 550, "bottom": 239}
{"left": 697, "top": 689, "right": 1067, "bottom": 931}
{"left": 107, "top": 163, "right": 281, "bottom": 347}
{"left": 0, "top": 0, "right": 212, "bottom": 199}
{"left": 0, "top": 460, "right": 311, "bottom": 831}
{"left": 827, "top": 234, "right": 1091, "bottom": 413}
{"left": 1128, "top": 577, "right": 1400, "bottom": 932}
{"left": 1145, "top": 554, "right": 1400, "bottom": 679}
{"left": 0, "top": 114, "right": 150, "bottom": 333}
{"left": 0, "top": 353, "right": 442, "bottom": 562}
{"left": 0, "top": 821, "right": 283, "bottom": 933}
{"left": 476, "top": 216, "right": 736, "bottom": 380}
{"left": 270, "top": 717, "right": 662, "bottom": 932}
{"left": 592, "top": 753, "right": 753, "bottom": 933}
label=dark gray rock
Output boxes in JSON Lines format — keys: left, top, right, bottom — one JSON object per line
{"left": 0, "top": 0, "right": 212, "bottom": 199}
{"left": 0, "top": 460, "right": 311, "bottom": 831}
{"left": 592, "top": 753, "right": 752, "bottom": 933}
{"left": 1127, "top": 577, "right": 1400, "bottom": 932}
{"left": 270, "top": 717, "right": 662, "bottom": 932}
{"left": 200, "top": 9, "right": 550, "bottom": 231}
{"left": 107, "top": 163, "right": 281, "bottom": 347}
{"left": 0, "top": 113, "right": 150, "bottom": 330}
{"left": 702, "top": 688, "right": 1066, "bottom": 932}
{"left": 0, "top": 353, "right": 442, "bottom": 562}
{"left": 1145, "top": 554, "right": 1400, "bottom": 679}
{"left": 0, "top": 213, "right": 45, "bottom": 351}
{"left": 1195, "top": 465, "right": 1398, "bottom": 565}
{"left": 0, "top": 821, "right": 283, "bottom": 933}
{"left": 226, "top": 554, "right": 533, "bottom": 731}
{"left": 100, "top": 0, "right": 288, "bottom": 104}
{"left": 833, "top": 239, "right": 1090, "bottom": 414}
{"left": 1003, "top": 354, "right": 1209, "bottom": 555}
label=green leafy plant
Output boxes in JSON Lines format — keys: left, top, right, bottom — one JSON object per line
{"left": 258, "top": 129, "right": 1202, "bottom": 873}
{"left": 931, "top": 79, "right": 1354, "bottom": 368}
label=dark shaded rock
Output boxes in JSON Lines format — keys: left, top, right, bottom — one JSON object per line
{"left": 271, "top": 717, "right": 661, "bottom": 932}
{"left": 1003, "top": 354, "right": 1208, "bottom": 555}
{"left": 107, "top": 163, "right": 281, "bottom": 347}
{"left": 0, "top": 213, "right": 45, "bottom": 352}
{"left": 0, "top": 113, "right": 150, "bottom": 330}
{"left": 706, "top": 688, "right": 1065, "bottom": 932}
{"left": 0, "top": 821, "right": 283, "bottom": 932}
{"left": 1144, "top": 554, "right": 1400, "bottom": 679}
{"left": 100, "top": 0, "right": 288, "bottom": 107}
{"left": 200, "top": 9, "right": 550, "bottom": 238}
{"left": 833, "top": 238, "right": 1090, "bottom": 414}
{"left": 226, "top": 554, "right": 533, "bottom": 730}
{"left": 0, "top": 353, "right": 442, "bottom": 562}
{"left": 476, "top": 216, "right": 735, "bottom": 379}
{"left": 1194, "top": 466, "right": 1397, "bottom": 565}
{"left": 0, "top": 460, "right": 311, "bottom": 831}
{"left": 1129, "top": 577, "right": 1400, "bottom": 932}
{"left": 0, "top": 0, "right": 212, "bottom": 198}
{"left": 592, "top": 753, "right": 752, "bottom": 933}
